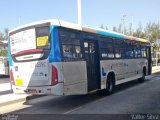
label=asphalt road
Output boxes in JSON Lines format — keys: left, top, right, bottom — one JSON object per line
{"left": 0, "top": 72, "right": 159, "bottom": 117}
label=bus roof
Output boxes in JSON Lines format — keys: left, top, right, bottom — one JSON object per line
{"left": 9, "top": 19, "right": 150, "bottom": 44}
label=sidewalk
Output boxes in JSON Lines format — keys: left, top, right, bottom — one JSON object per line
{"left": 0, "top": 66, "right": 160, "bottom": 107}
{"left": 152, "top": 65, "right": 160, "bottom": 73}
{"left": 0, "top": 94, "right": 29, "bottom": 107}
{"left": 0, "top": 81, "right": 32, "bottom": 107}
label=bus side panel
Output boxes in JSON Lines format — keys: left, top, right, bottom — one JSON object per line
{"left": 100, "top": 59, "right": 126, "bottom": 83}
{"left": 100, "top": 58, "right": 148, "bottom": 87}
{"left": 62, "top": 61, "right": 87, "bottom": 95}
{"left": 124, "top": 58, "right": 148, "bottom": 79}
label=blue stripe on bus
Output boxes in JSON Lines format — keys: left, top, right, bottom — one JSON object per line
{"left": 49, "top": 25, "right": 61, "bottom": 63}
{"left": 102, "top": 67, "right": 106, "bottom": 76}
{"left": 96, "top": 30, "right": 125, "bottom": 39}
{"left": 8, "top": 38, "right": 13, "bottom": 66}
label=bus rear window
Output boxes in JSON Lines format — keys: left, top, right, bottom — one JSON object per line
{"left": 10, "top": 28, "right": 36, "bottom": 54}
{"left": 10, "top": 24, "right": 50, "bottom": 55}
{"left": 36, "top": 26, "right": 50, "bottom": 49}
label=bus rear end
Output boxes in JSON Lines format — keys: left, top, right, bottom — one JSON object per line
{"left": 9, "top": 22, "right": 63, "bottom": 95}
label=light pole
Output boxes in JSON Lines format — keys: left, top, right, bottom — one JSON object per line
{"left": 131, "top": 16, "right": 133, "bottom": 36}
{"left": 121, "top": 14, "right": 126, "bottom": 34}
{"left": 77, "top": 0, "right": 82, "bottom": 25}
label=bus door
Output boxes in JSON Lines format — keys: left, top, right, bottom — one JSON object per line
{"left": 147, "top": 46, "right": 152, "bottom": 75}
{"left": 83, "top": 40, "right": 100, "bottom": 92}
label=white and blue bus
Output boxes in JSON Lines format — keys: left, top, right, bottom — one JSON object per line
{"left": 8, "top": 19, "right": 152, "bottom": 95}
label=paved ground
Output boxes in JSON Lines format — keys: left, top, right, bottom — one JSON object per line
{"left": 0, "top": 66, "right": 160, "bottom": 120}
{"left": 0, "top": 72, "right": 159, "bottom": 115}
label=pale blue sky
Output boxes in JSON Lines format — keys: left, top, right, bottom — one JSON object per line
{"left": 0, "top": 0, "right": 160, "bottom": 32}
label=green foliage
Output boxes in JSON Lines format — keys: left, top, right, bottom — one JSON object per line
{"left": 0, "top": 50, "right": 8, "bottom": 57}
{"left": 100, "top": 24, "right": 108, "bottom": 30}
{"left": 0, "top": 28, "right": 9, "bottom": 41}
{"left": 0, "top": 28, "right": 9, "bottom": 57}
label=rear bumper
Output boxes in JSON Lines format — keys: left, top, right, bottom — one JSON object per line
{"left": 12, "top": 83, "right": 64, "bottom": 95}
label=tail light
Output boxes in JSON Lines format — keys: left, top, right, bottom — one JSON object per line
{"left": 10, "top": 69, "right": 15, "bottom": 85}
{"left": 51, "top": 65, "right": 58, "bottom": 85}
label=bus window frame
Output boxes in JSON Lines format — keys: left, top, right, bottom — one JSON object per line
{"left": 58, "top": 27, "right": 84, "bottom": 62}
{"left": 9, "top": 23, "right": 51, "bottom": 63}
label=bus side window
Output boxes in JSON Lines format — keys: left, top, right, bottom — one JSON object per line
{"left": 59, "top": 29, "right": 83, "bottom": 62}
{"left": 62, "top": 45, "right": 82, "bottom": 61}
{"left": 114, "top": 39, "right": 125, "bottom": 59}
{"left": 73, "top": 46, "right": 82, "bottom": 59}
{"left": 99, "top": 37, "right": 114, "bottom": 59}
{"left": 134, "top": 43, "right": 142, "bottom": 58}
{"left": 125, "top": 40, "right": 134, "bottom": 58}
{"left": 141, "top": 46, "right": 147, "bottom": 57}
{"left": 62, "top": 45, "right": 73, "bottom": 60}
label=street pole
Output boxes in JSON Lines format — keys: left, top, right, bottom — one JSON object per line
{"left": 131, "top": 16, "right": 133, "bottom": 36}
{"left": 77, "top": 0, "right": 82, "bottom": 25}
{"left": 121, "top": 14, "right": 126, "bottom": 34}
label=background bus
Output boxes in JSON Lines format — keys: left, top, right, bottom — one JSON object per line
{"left": 0, "top": 57, "right": 9, "bottom": 76}
{"left": 152, "top": 51, "right": 160, "bottom": 66}
{"left": 8, "top": 19, "right": 152, "bottom": 95}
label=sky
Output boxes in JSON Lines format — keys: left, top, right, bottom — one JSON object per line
{"left": 0, "top": 0, "right": 160, "bottom": 32}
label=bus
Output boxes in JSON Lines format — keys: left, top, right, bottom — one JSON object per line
{"left": 0, "top": 57, "right": 9, "bottom": 76}
{"left": 8, "top": 19, "right": 152, "bottom": 95}
{"left": 152, "top": 51, "right": 160, "bottom": 66}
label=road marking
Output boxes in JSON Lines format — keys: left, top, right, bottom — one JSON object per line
{"left": 64, "top": 106, "right": 82, "bottom": 114}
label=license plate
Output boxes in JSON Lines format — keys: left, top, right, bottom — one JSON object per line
{"left": 16, "top": 78, "right": 23, "bottom": 86}
{"left": 27, "top": 89, "right": 37, "bottom": 94}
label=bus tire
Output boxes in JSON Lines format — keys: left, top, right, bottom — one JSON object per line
{"left": 138, "top": 68, "right": 146, "bottom": 83}
{"left": 105, "top": 74, "right": 115, "bottom": 95}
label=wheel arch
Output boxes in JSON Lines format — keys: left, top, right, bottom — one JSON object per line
{"left": 143, "top": 66, "right": 147, "bottom": 76}
{"left": 106, "top": 71, "right": 116, "bottom": 86}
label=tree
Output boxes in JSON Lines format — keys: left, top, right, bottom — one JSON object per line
{"left": 133, "top": 22, "right": 145, "bottom": 38}
{"left": 127, "top": 23, "right": 133, "bottom": 36}
{"left": 0, "top": 50, "right": 8, "bottom": 56}
{"left": 118, "top": 24, "right": 122, "bottom": 33}
{"left": 0, "top": 28, "right": 9, "bottom": 56}
{"left": 100, "top": 24, "right": 105, "bottom": 29}
{"left": 100, "top": 24, "right": 108, "bottom": 30}
{"left": 4, "top": 28, "right": 9, "bottom": 40}
{"left": 0, "top": 32, "right": 4, "bottom": 41}
{"left": 112, "top": 26, "right": 117, "bottom": 32}
{"left": 144, "top": 22, "right": 160, "bottom": 51}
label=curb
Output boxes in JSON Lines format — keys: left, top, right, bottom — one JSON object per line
{"left": 152, "top": 69, "right": 160, "bottom": 74}
{"left": 0, "top": 94, "right": 45, "bottom": 107}
{"left": 0, "top": 97, "right": 27, "bottom": 107}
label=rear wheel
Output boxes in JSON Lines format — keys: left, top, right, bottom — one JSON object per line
{"left": 138, "top": 68, "right": 146, "bottom": 83}
{"left": 105, "top": 75, "right": 115, "bottom": 95}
